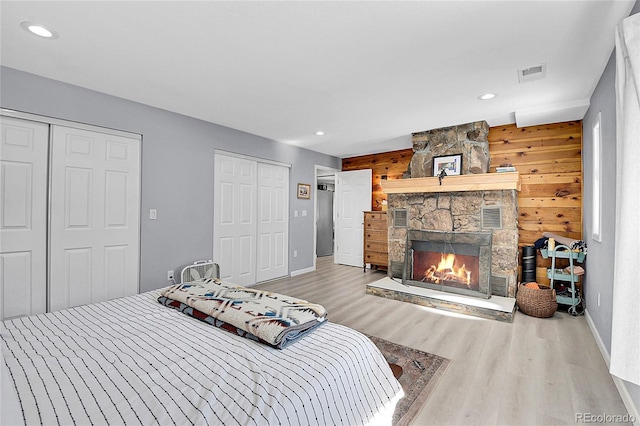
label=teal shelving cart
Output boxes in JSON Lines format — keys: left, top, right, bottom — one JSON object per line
{"left": 541, "top": 245, "right": 586, "bottom": 316}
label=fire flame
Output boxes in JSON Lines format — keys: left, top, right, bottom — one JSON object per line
{"left": 423, "top": 253, "right": 471, "bottom": 287}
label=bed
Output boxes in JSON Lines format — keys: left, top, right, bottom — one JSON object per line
{"left": 2, "top": 287, "right": 403, "bottom": 425}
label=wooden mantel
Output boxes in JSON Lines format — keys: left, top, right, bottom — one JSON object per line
{"left": 381, "top": 172, "right": 521, "bottom": 194}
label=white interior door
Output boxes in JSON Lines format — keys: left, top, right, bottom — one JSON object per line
{"left": 334, "top": 169, "right": 372, "bottom": 267}
{"left": 49, "top": 126, "right": 140, "bottom": 312}
{"left": 0, "top": 117, "right": 49, "bottom": 320}
{"left": 214, "top": 154, "right": 257, "bottom": 286}
{"left": 256, "top": 163, "right": 289, "bottom": 283}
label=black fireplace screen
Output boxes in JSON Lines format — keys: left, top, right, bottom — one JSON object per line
{"left": 403, "top": 230, "right": 492, "bottom": 298}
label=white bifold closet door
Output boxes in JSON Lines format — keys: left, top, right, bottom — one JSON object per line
{"left": 49, "top": 126, "right": 141, "bottom": 312}
{"left": 256, "top": 162, "right": 289, "bottom": 282}
{"left": 214, "top": 155, "right": 258, "bottom": 286}
{"left": 1, "top": 117, "right": 141, "bottom": 319}
{"left": 214, "top": 153, "right": 289, "bottom": 286}
{"left": 0, "top": 117, "right": 49, "bottom": 320}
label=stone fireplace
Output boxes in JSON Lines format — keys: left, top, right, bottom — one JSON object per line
{"left": 382, "top": 121, "right": 520, "bottom": 299}
{"left": 388, "top": 188, "right": 519, "bottom": 298}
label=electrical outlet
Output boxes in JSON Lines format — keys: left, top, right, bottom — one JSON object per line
{"left": 167, "top": 270, "right": 174, "bottom": 281}
{"left": 293, "top": 250, "right": 298, "bottom": 258}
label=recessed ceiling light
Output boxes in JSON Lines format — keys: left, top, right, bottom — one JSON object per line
{"left": 478, "top": 93, "right": 497, "bottom": 100}
{"left": 21, "top": 21, "right": 58, "bottom": 39}
{"left": 315, "top": 131, "right": 325, "bottom": 136}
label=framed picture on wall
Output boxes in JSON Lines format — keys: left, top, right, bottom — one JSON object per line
{"left": 433, "top": 154, "right": 462, "bottom": 176}
{"left": 297, "top": 183, "right": 311, "bottom": 199}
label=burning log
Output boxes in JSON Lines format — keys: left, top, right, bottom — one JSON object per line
{"left": 421, "top": 253, "right": 472, "bottom": 288}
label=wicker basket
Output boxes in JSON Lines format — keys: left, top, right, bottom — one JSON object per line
{"left": 516, "top": 282, "right": 558, "bottom": 318}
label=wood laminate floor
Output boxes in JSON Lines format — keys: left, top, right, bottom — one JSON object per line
{"left": 255, "top": 256, "right": 629, "bottom": 426}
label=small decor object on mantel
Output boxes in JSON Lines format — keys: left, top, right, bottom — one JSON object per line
{"left": 437, "top": 168, "right": 447, "bottom": 185}
{"left": 297, "top": 183, "right": 311, "bottom": 199}
{"left": 433, "top": 154, "right": 462, "bottom": 176}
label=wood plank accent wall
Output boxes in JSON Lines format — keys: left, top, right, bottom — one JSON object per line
{"left": 488, "top": 121, "right": 583, "bottom": 284}
{"left": 342, "top": 120, "right": 583, "bottom": 285}
{"left": 341, "top": 148, "right": 413, "bottom": 211}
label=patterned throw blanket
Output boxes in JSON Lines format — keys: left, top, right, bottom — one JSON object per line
{"left": 159, "top": 280, "right": 327, "bottom": 349}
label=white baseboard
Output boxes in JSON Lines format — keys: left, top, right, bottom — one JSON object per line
{"left": 585, "top": 309, "right": 611, "bottom": 366}
{"left": 585, "top": 309, "right": 640, "bottom": 426}
{"left": 290, "top": 265, "right": 315, "bottom": 277}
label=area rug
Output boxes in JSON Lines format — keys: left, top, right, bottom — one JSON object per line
{"left": 368, "top": 335, "right": 451, "bottom": 426}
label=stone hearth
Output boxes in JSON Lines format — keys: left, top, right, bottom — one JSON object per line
{"left": 367, "top": 277, "right": 517, "bottom": 322}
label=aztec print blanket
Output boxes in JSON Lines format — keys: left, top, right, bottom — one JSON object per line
{"left": 159, "top": 280, "right": 327, "bottom": 349}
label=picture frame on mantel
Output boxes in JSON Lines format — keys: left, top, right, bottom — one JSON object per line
{"left": 297, "top": 183, "right": 311, "bottom": 199}
{"left": 433, "top": 153, "right": 462, "bottom": 176}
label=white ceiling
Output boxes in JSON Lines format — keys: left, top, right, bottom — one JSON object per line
{"left": 1, "top": 1, "right": 634, "bottom": 158}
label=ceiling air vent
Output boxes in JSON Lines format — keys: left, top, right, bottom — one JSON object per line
{"left": 393, "top": 209, "right": 408, "bottom": 228}
{"left": 518, "top": 63, "right": 547, "bottom": 83}
{"left": 482, "top": 207, "right": 502, "bottom": 229}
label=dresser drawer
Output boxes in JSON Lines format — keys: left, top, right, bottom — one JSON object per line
{"left": 365, "top": 221, "right": 387, "bottom": 232}
{"left": 365, "top": 252, "right": 388, "bottom": 265}
{"left": 364, "top": 230, "right": 387, "bottom": 241}
{"left": 365, "top": 212, "right": 387, "bottom": 221}
{"left": 365, "top": 241, "right": 388, "bottom": 253}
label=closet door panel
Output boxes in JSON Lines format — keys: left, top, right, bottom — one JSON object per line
{"left": 238, "top": 235, "right": 253, "bottom": 278}
{"left": 256, "top": 163, "right": 288, "bottom": 283}
{"left": 0, "top": 117, "right": 48, "bottom": 320}
{"left": 105, "top": 245, "right": 128, "bottom": 300}
{"left": 49, "top": 126, "right": 140, "bottom": 312}
{"left": 1, "top": 252, "right": 35, "bottom": 320}
{"left": 65, "top": 167, "right": 93, "bottom": 228}
{"left": 218, "top": 237, "right": 234, "bottom": 281}
{"left": 213, "top": 154, "right": 257, "bottom": 286}
{"left": 64, "top": 247, "right": 93, "bottom": 309}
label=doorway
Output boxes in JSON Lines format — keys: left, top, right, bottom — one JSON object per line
{"left": 316, "top": 171, "right": 335, "bottom": 257}
{"left": 314, "top": 165, "right": 338, "bottom": 269}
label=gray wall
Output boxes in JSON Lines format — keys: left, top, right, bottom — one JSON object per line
{"left": 582, "top": 0, "right": 640, "bottom": 413}
{"left": 1, "top": 66, "right": 340, "bottom": 291}
{"left": 583, "top": 50, "right": 617, "bottom": 355}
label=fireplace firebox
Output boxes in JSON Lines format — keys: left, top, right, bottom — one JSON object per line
{"left": 403, "top": 230, "right": 492, "bottom": 298}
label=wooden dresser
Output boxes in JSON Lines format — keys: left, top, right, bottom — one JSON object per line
{"left": 363, "top": 211, "right": 388, "bottom": 272}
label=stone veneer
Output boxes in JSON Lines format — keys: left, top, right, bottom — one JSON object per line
{"left": 409, "top": 121, "right": 490, "bottom": 178}
{"left": 387, "top": 120, "right": 519, "bottom": 298}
